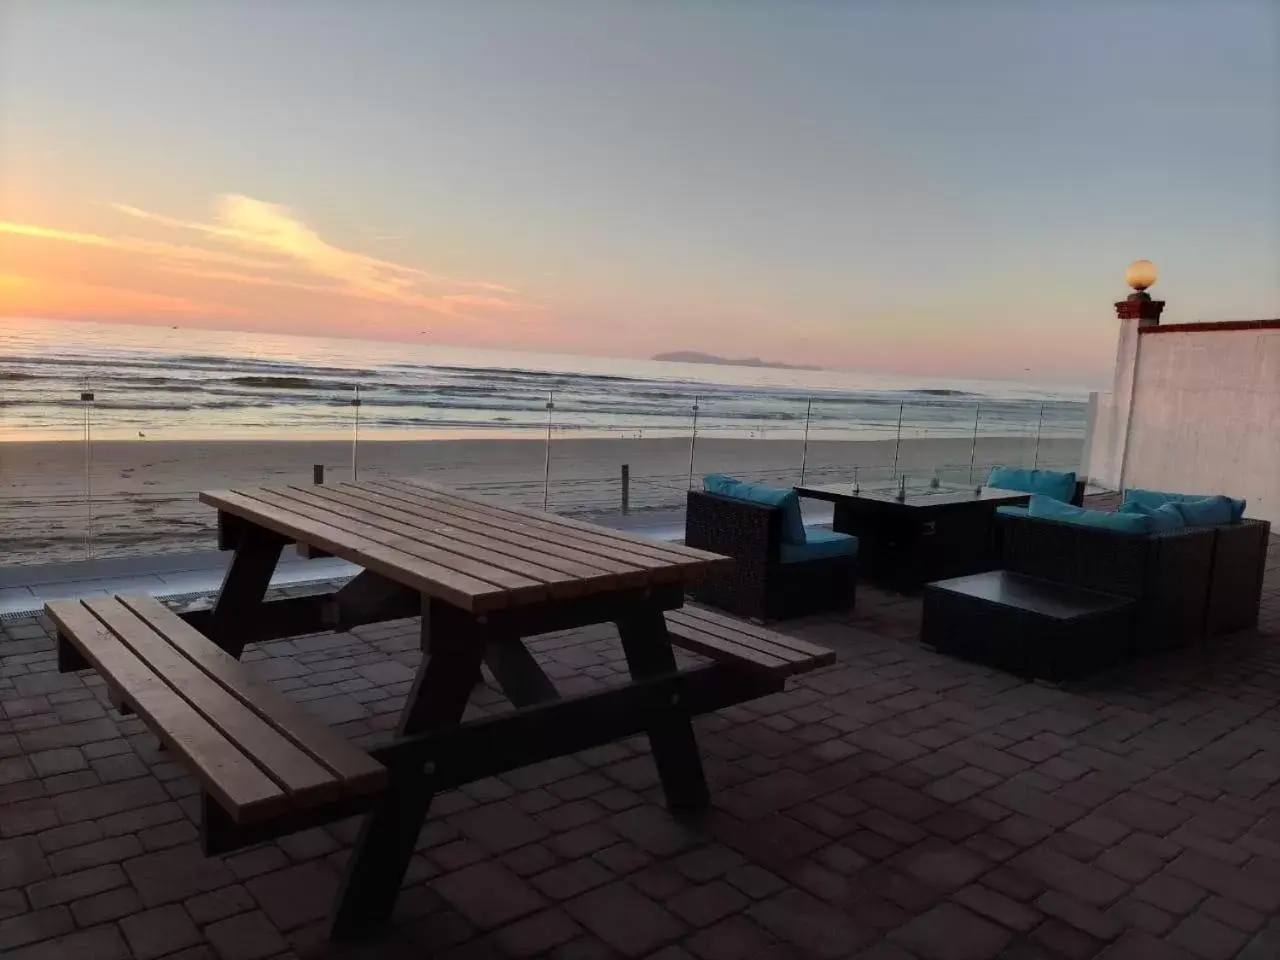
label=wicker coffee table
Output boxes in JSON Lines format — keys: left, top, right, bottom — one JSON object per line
{"left": 923, "top": 570, "right": 1134, "bottom": 681}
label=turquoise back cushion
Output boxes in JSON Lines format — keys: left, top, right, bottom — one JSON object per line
{"left": 1118, "top": 501, "right": 1186, "bottom": 532}
{"left": 995, "top": 505, "right": 1029, "bottom": 518}
{"left": 1028, "top": 495, "right": 1151, "bottom": 534}
{"left": 1123, "top": 488, "right": 1245, "bottom": 522}
{"left": 987, "top": 466, "right": 1077, "bottom": 503}
{"left": 703, "top": 474, "right": 806, "bottom": 544}
{"left": 1172, "top": 496, "right": 1236, "bottom": 527}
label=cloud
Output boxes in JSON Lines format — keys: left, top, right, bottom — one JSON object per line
{"left": 0, "top": 272, "right": 242, "bottom": 318}
{"left": 4, "top": 197, "right": 534, "bottom": 325}
{"left": 109, "top": 197, "right": 520, "bottom": 298}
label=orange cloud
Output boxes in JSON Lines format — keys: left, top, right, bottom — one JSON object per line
{"left": 109, "top": 197, "right": 520, "bottom": 297}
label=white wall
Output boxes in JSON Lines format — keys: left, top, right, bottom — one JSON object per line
{"left": 1121, "top": 327, "right": 1280, "bottom": 524}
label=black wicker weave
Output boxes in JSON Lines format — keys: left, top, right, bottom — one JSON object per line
{"left": 924, "top": 571, "right": 1133, "bottom": 681}
{"left": 684, "top": 490, "right": 857, "bottom": 621}
{"left": 997, "top": 513, "right": 1216, "bottom": 653}
{"left": 1203, "top": 518, "right": 1272, "bottom": 636}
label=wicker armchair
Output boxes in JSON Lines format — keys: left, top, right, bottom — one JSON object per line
{"left": 998, "top": 513, "right": 1216, "bottom": 653}
{"left": 1203, "top": 518, "right": 1272, "bottom": 635}
{"left": 684, "top": 491, "right": 857, "bottom": 621}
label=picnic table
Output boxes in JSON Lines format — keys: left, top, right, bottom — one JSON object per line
{"left": 49, "top": 479, "right": 834, "bottom": 938}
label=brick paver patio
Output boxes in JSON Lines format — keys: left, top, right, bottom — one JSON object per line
{"left": 1, "top": 532, "right": 1277, "bottom": 959}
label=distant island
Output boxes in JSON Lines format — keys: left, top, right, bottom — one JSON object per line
{"left": 652, "top": 351, "right": 822, "bottom": 371}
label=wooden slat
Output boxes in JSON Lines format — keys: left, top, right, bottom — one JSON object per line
{"left": 403, "top": 479, "right": 730, "bottom": 562}
{"left": 373, "top": 479, "right": 728, "bottom": 573}
{"left": 200, "top": 489, "right": 509, "bottom": 613}
{"left": 383, "top": 478, "right": 721, "bottom": 562}
{"left": 267, "top": 485, "right": 607, "bottom": 596}
{"left": 239, "top": 488, "right": 551, "bottom": 602}
{"left": 83, "top": 597, "right": 340, "bottom": 806}
{"left": 672, "top": 606, "right": 839, "bottom": 661}
{"left": 46, "top": 600, "right": 287, "bottom": 824}
{"left": 336, "top": 482, "right": 676, "bottom": 581}
{"left": 662, "top": 618, "right": 794, "bottom": 674}
{"left": 315, "top": 484, "right": 654, "bottom": 587}
{"left": 665, "top": 608, "right": 836, "bottom": 671}
{"left": 118, "top": 595, "right": 386, "bottom": 796}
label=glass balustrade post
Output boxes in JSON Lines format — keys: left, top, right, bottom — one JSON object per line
{"left": 891, "top": 401, "right": 905, "bottom": 478}
{"left": 543, "top": 391, "right": 554, "bottom": 510}
{"left": 351, "top": 383, "right": 362, "bottom": 481}
{"left": 1033, "top": 402, "right": 1045, "bottom": 469}
{"left": 799, "top": 396, "right": 813, "bottom": 484}
{"left": 687, "top": 394, "right": 699, "bottom": 490}
{"left": 81, "top": 380, "right": 95, "bottom": 560}
{"left": 968, "top": 403, "right": 981, "bottom": 485}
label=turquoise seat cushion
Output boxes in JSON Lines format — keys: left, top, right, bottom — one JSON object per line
{"left": 1028, "top": 495, "right": 1151, "bottom": 534}
{"left": 780, "top": 529, "right": 859, "bottom": 564}
{"left": 987, "top": 466, "right": 1077, "bottom": 503}
{"left": 1171, "top": 496, "right": 1237, "bottom": 527}
{"left": 1118, "top": 501, "right": 1186, "bottom": 532}
{"left": 995, "top": 505, "right": 1029, "bottom": 518}
{"left": 703, "top": 474, "right": 806, "bottom": 544}
{"left": 1123, "top": 488, "right": 1246, "bottom": 522}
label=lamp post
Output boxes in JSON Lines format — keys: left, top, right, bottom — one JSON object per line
{"left": 1113, "top": 260, "right": 1165, "bottom": 489}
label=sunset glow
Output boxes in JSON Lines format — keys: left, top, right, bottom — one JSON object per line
{"left": 3, "top": 1, "right": 1277, "bottom": 382}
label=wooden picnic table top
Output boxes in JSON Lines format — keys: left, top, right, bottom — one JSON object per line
{"left": 200, "top": 479, "right": 731, "bottom": 615}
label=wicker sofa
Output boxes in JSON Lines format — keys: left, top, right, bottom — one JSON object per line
{"left": 997, "top": 511, "right": 1271, "bottom": 652}
{"left": 685, "top": 490, "right": 857, "bottom": 621}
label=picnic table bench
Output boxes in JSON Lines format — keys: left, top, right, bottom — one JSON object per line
{"left": 50, "top": 478, "right": 835, "bottom": 939}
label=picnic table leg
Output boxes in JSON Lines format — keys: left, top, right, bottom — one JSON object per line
{"left": 207, "top": 522, "right": 288, "bottom": 657}
{"left": 615, "top": 608, "right": 710, "bottom": 814}
{"left": 328, "top": 604, "right": 484, "bottom": 939}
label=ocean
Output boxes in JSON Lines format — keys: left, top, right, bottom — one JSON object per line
{"left": 1, "top": 317, "right": 1089, "bottom": 444}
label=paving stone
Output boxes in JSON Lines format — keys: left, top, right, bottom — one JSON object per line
{"left": 1035, "top": 889, "right": 1124, "bottom": 941}
{"left": 1131, "top": 872, "right": 1209, "bottom": 919}
{"left": 436, "top": 861, "right": 547, "bottom": 929}
{"left": 453, "top": 801, "right": 552, "bottom": 853}
{"left": 70, "top": 885, "right": 143, "bottom": 926}
{"left": 890, "top": 902, "right": 1013, "bottom": 960}
{"left": 593, "top": 840, "right": 650, "bottom": 875}
{"left": 123, "top": 844, "right": 236, "bottom": 907}
{"left": 4, "top": 924, "right": 131, "bottom": 960}
{"left": 1028, "top": 917, "right": 1102, "bottom": 959}
{"left": 566, "top": 881, "right": 685, "bottom": 957}
{"left": 749, "top": 888, "right": 872, "bottom": 958}
{"left": 0, "top": 836, "right": 50, "bottom": 891}
{"left": 1166, "top": 911, "right": 1248, "bottom": 960}
{"left": 244, "top": 860, "right": 338, "bottom": 931}
{"left": 0, "top": 905, "right": 74, "bottom": 951}
{"left": 725, "top": 863, "right": 787, "bottom": 900}
{"left": 494, "top": 908, "right": 583, "bottom": 957}
{"left": 51, "top": 777, "right": 168, "bottom": 824}
{"left": 607, "top": 806, "right": 701, "bottom": 857}
{"left": 686, "top": 915, "right": 776, "bottom": 960}
{"left": 892, "top": 839, "right": 989, "bottom": 892}
{"left": 28, "top": 748, "right": 87, "bottom": 778}
{"left": 227, "top": 845, "right": 290, "bottom": 880}
{"left": 1165, "top": 850, "right": 1280, "bottom": 912}
{"left": 28, "top": 862, "right": 127, "bottom": 907}
{"left": 119, "top": 904, "right": 201, "bottom": 960}
{"left": 185, "top": 884, "right": 257, "bottom": 925}
{"left": 533, "top": 859, "right": 614, "bottom": 900}
{"left": 1011, "top": 845, "right": 1129, "bottom": 907}
{"left": 1095, "top": 930, "right": 1195, "bottom": 959}
{"left": 951, "top": 884, "right": 1042, "bottom": 933}
{"left": 204, "top": 910, "right": 289, "bottom": 960}
{"left": 666, "top": 881, "right": 749, "bottom": 927}
{"left": 48, "top": 834, "right": 143, "bottom": 874}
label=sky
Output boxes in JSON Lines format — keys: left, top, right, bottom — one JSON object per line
{"left": 2, "top": 1, "right": 1277, "bottom": 384}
